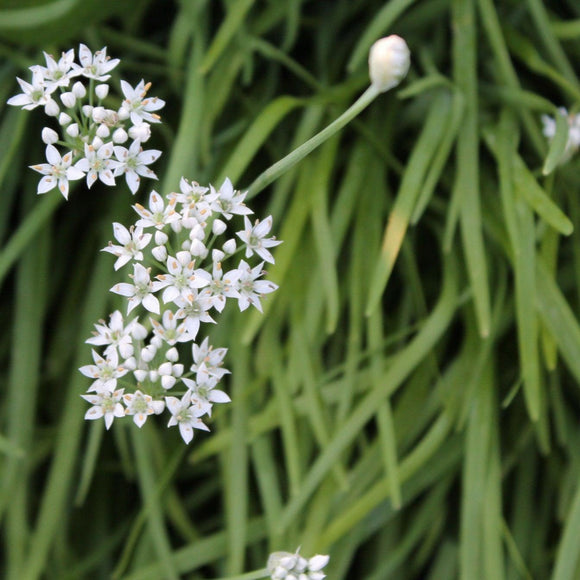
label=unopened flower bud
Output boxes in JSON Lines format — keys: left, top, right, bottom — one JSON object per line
{"left": 155, "top": 231, "right": 168, "bottom": 245}
{"left": 222, "top": 239, "right": 236, "bottom": 254}
{"left": 212, "top": 249, "right": 225, "bottom": 263}
{"left": 141, "top": 345, "right": 157, "bottom": 363}
{"left": 92, "top": 106, "right": 107, "bottom": 123}
{"left": 112, "top": 127, "right": 128, "bottom": 143}
{"left": 95, "top": 84, "right": 109, "bottom": 100}
{"left": 190, "top": 238, "right": 207, "bottom": 257}
{"left": 82, "top": 105, "right": 93, "bottom": 118}
{"left": 91, "top": 136, "right": 104, "bottom": 149}
{"left": 96, "top": 124, "right": 110, "bottom": 138}
{"left": 44, "top": 99, "right": 60, "bottom": 117}
{"left": 129, "top": 122, "right": 151, "bottom": 143}
{"left": 212, "top": 219, "right": 227, "bottom": 235}
{"left": 41, "top": 127, "right": 58, "bottom": 145}
{"left": 152, "top": 245, "right": 167, "bottom": 262}
{"left": 58, "top": 112, "right": 72, "bottom": 126}
{"left": 72, "top": 81, "right": 86, "bottom": 99}
{"left": 60, "top": 92, "right": 76, "bottom": 108}
{"left": 66, "top": 123, "right": 79, "bottom": 138}
{"left": 134, "top": 369, "right": 147, "bottom": 382}
{"left": 166, "top": 347, "right": 179, "bottom": 362}
{"left": 368, "top": 35, "right": 410, "bottom": 92}
{"left": 117, "top": 108, "right": 130, "bottom": 121}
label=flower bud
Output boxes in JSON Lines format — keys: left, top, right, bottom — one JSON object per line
{"left": 112, "top": 127, "right": 128, "bottom": 143}
{"left": 92, "top": 106, "right": 107, "bottom": 123}
{"left": 82, "top": 105, "right": 93, "bottom": 118}
{"left": 60, "top": 92, "right": 76, "bottom": 108}
{"left": 222, "top": 239, "right": 236, "bottom": 254}
{"left": 152, "top": 245, "right": 167, "bottom": 262}
{"left": 96, "top": 123, "right": 110, "bottom": 138}
{"left": 129, "top": 122, "right": 151, "bottom": 143}
{"left": 212, "top": 249, "right": 225, "bottom": 263}
{"left": 66, "top": 123, "right": 79, "bottom": 138}
{"left": 166, "top": 347, "right": 179, "bottom": 362}
{"left": 44, "top": 98, "right": 60, "bottom": 117}
{"left": 212, "top": 218, "right": 227, "bottom": 235}
{"left": 368, "top": 35, "right": 410, "bottom": 92}
{"left": 155, "top": 231, "right": 168, "bottom": 245}
{"left": 58, "top": 112, "right": 72, "bottom": 126}
{"left": 141, "top": 344, "right": 157, "bottom": 362}
{"left": 95, "top": 84, "right": 109, "bottom": 100}
{"left": 41, "top": 127, "right": 58, "bottom": 145}
{"left": 134, "top": 369, "right": 147, "bottom": 382}
{"left": 72, "top": 81, "right": 87, "bottom": 99}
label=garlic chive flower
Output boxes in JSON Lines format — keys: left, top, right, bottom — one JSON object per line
{"left": 267, "top": 549, "right": 329, "bottom": 580}
{"left": 368, "top": 35, "right": 410, "bottom": 93}
{"left": 7, "top": 44, "right": 164, "bottom": 197}
{"left": 81, "top": 177, "right": 281, "bottom": 443}
{"left": 541, "top": 107, "right": 580, "bottom": 165}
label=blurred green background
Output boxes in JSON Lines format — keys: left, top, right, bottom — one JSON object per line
{"left": 2, "top": 0, "right": 580, "bottom": 578}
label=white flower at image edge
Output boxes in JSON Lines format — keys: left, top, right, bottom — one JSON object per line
{"left": 166, "top": 390, "right": 210, "bottom": 444}
{"left": 30, "top": 144, "right": 85, "bottom": 199}
{"left": 267, "top": 549, "right": 329, "bottom": 580}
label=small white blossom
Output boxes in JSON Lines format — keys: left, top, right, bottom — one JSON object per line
{"left": 31, "top": 49, "right": 78, "bottom": 90}
{"left": 236, "top": 215, "right": 282, "bottom": 264}
{"left": 86, "top": 310, "right": 144, "bottom": 358}
{"left": 7, "top": 69, "right": 56, "bottom": 110}
{"left": 211, "top": 177, "right": 253, "bottom": 220}
{"left": 133, "top": 190, "right": 179, "bottom": 229}
{"left": 75, "top": 44, "right": 120, "bottom": 81}
{"left": 123, "top": 390, "right": 165, "bottom": 427}
{"left": 154, "top": 251, "right": 212, "bottom": 303}
{"left": 541, "top": 107, "right": 580, "bottom": 165}
{"left": 267, "top": 549, "right": 329, "bottom": 580}
{"left": 79, "top": 349, "right": 128, "bottom": 393}
{"left": 173, "top": 291, "right": 215, "bottom": 338}
{"left": 114, "top": 140, "right": 161, "bottom": 194}
{"left": 150, "top": 310, "right": 190, "bottom": 345}
{"left": 236, "top": 260, "right": 278, "bottom": 312}
{"left": 82, "top": 389, "right": 125, "bottom": 429}
{"left": 165, "top": 391, "right": 210, "bottom": 444}
{"left": 75, "top": 142, "right": 120, "bottom": 188}
{"left": 102, "top": 222, "right": 152, "bottom": 270}
{"left": 111, "top": 263, "right": 162, "bottom": 314}
{"left": 119, "top": 80, "right": 165, "bottom": 125}
{"left": 29, "top": 144, "right": 84, "bottom": 198}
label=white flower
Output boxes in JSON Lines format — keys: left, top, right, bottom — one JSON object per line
{"left": 86, "top": 310, "right": 144, "bottom": 358}
{"left": 111, "top": 263, "right": 163, "bottom": 314}
{"left": 267, "top": 549, "right": 329, "bottom": 580}
{"left": 114, "top": 140, "right": 161, "bottom": 193}
{"left": 368, "top": 35, "right": 410, "bottom": 92}
{"left": 133, "top": 190, "right": 180, "bottom": 229}
{"left": 154, "top": 251, "right": 212, "bottom": 303}
{"left": 236, "top": 260, "right": 278, "bottom": 312}
{"left": 102, "top": 222, "right": 152, "bottom": 270}
{"left": 182, "top": 376, "right": 230, "bottom": 416}
{"left": 7, "top": 69, "right": 56, "bottom": 110}
{"left": 29, "top": 144, "right": 84, "bottom": 199}
{"left": 79, "top": 349, "right": 128, "bottom": 393}
{"left": 150, "top": 310, "right": 190, "bottom": 345}
{"left": 165, "top": 391, "right": 210, "bottom": 444}
{"left": 75, "top": 142, "right": 120, "bottom": 188}
{"left": 82, "top": 389, "right": 125, "bottom": 429}
{"left": 541, "top": 107, "right": 580, "bottom": 164}
{"left": 75, "top": 44, "right": 120, "bottom": 81}
{"left": 30, "top": 49, "right": 79, "bottom": 90}
{"left": 211, "top": 177, "right": 253, "bottom": 220}
{"left": 123, "top": 390, "right": 164, "bottom": 427}
{"left": 172, "top": 290, "right": 215, "bottom": 339}
{"left": 236, "top": 215, "right": 282, "bottom": 264}
{"left": 191, "top": 337, "right": 229, "bottom": 380}
{"left": 119, "top": 79, "right": 165, "bottom": 125}
{"left": 205, "top": 260, "right": 240, "bottom": 312}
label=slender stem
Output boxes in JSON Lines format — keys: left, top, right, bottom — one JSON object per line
{"left": 246, "top": 84, "right": 380, "bottom": 199}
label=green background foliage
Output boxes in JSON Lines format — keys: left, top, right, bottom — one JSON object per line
{"left": 2, "top": 0, "right": 580, "bottom": 578}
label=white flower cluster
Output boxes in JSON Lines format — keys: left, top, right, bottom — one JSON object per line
{"left": 79, "top": 177, "right": 281, "bottom": 443}
{"left": 267, "top": 549, "right": 329, "bottom": 580}
{"left": 541, "top": 107, "right": 580, "bottom": 165}
{"left": 7, "top": 44, "right": 164, "bottom": 198}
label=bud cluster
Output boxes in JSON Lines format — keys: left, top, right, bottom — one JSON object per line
{"left": 7, "top": 44, "right": 164, "bottom": 197}
{"left": 79, "top": 177, "right": 281, "bottom": 443}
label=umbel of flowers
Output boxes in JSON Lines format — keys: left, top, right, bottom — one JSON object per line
{"left": 7, "top": 44, "right": 164, "bottom": 197}
{"left": 79, "top": 177, "right": 282, "bottom": 443}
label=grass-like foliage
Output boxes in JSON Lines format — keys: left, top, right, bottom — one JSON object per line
{"left": 1, "top": 0, "right": 580, "bottom": 578}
